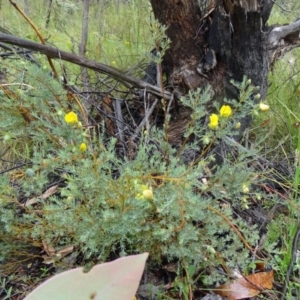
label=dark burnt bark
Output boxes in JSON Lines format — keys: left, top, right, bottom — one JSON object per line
{"left": 210, "top": 3, "right": 271, "bottom": 134}
{"left": 150, "top": 1, "right": 274, "bottom": 132}
{"left": 150, "top": 0, "right": 274, "bottom": 82}
{"left": 150, "top": 0, "right": 203, "bottom": 70}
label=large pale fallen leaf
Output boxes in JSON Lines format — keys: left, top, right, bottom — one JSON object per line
{"left": 215, "top": 269, "right": 274, "bottom": 300}
{"left": 24, "top": 252, "right": 148, "bottom": 300}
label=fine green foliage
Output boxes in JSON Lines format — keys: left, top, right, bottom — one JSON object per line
{"left": 0, "top": 59, "right": 269, "bottom": 285}
{"left": 1, "top": 1, "right": 300, "bottom": 299}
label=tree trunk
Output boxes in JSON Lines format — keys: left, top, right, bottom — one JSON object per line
{"left": 23, "top": 0, "right": 29, "bottom": 16}
{"left": 45, "top": 0, "right": 52, "bottom": 28}
{"left": 79, "top": 0, "right": 90, "bottom": 96}
{"left": 150, "top": 0, "right": 274, "bottom": 136}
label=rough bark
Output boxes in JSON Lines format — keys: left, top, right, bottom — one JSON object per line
{"left": 150, "top": 0, "right": 203, "bottom": 70}
{"left": 148, "top": 0, "right": 300, "bottom": 161}
{"left": 79, "top": 0, "right": 90, "bottom": 99}
{"left": 150, "top": 0, "right": 273, "bottom": 145}
{"left": 209, "top": 2, "right": 271, "bottom": 133}
{"left": 150, "top": 0, "right": 274, "bottom": 111}
{"left": 23, "top": 0, "right": 29, "bottom": 16}
{"left": 45, "top": 0, "right": 53, "bottom": 28}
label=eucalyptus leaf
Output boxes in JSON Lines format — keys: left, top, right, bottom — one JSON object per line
{"left": 24, "top": 253, "right": 148, "bottom": 300}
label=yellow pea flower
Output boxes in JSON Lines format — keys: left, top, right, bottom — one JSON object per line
{"left": 79, "top": 142, "right": 87, "bottom": 152}
{"left": 208, "top": 113, "right": 219, "bottom": 129}
{"left": 64, "top": 111, "right": 78, "bottom": 124}
{"left": 220, "top": 105, "right": 232, "bottom": 118}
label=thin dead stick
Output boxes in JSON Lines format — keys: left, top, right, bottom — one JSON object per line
{"left": 79, "top": 0, "right": 90, "bottom": 104}
{"left": 9, "top": 0, "right": 59, "bottom": 78}
{"left": 132, "top": 97, "right": 159, "bottom": 141}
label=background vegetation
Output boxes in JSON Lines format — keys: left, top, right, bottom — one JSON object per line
{"left": 1, "top": 0, "right": 300, "bottom": 299}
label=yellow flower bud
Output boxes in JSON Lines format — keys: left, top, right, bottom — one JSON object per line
{"left": 66, "top": 196, "right": 74, "bottom": 202}
{"left": 259, "top": 103, "right": 270, "bottom": 111}
{"left": 206, "top": 245, "right": 216, "bottom": 255}
{"left": 136, "top": 193, "right": 143, "bottom": 199}
{"left": 202, "top": 136, "right": 210, "bottom": 145}
{"left": 25, "top": 168, "right": 35, "bottom": 177}
{"left": 64, "top": 111, "right": 78, "bottom": 124}
{"left": 143, "top": 189, "right": 153, "bottom": 200}
{"left": 254, "top": 94, "right": 261, "bottom": 100}
{"left": 243, "top": 204, "right": 249, "bottom": 209}
{"left": 256, "top": 193, "right": 262, "bottom": 200}
{"left": 220, "top": 105, "right": 232, "bottom": 118}
{"left": 57, "top": 109, "right": 64, "bottom": 116}
{"left": 3, "top": 134, "right": 11, "bottom": 142}
{"left": 235, "top": 122, "right": 241, "bottom": 129}
{"left": 242, "top": 184, "right": 249, "bottom": 194}
{"left": 208, "top": 113, "right": 219, "bottom": 129}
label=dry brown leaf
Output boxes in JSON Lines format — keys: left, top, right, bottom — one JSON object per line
{"left": 215, "top": 269, "right": 274, "bottom": 300}
{"left": 56, "top": 245, "right": 74, "bottom": 258}
{"left": 42, "top": 240, "right": 56, "bottom": 257}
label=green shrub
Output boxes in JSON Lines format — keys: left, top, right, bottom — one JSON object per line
{"left": 0, "top": 61, "right": 268, "bottom": 284}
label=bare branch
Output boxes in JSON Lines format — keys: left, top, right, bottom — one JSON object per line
{"left": 79, "top": 0, "right": 91, "bottom": 108}
{"left": 272, "top": 0, "right": 292, "bottom": 13}
{"left": 268, "top": 19, "right": 300, "bottom": 46}
{"left": 268, "top": 18, "right": 300, "bottom": 64}
{"left": 79, "top": 0, "right": 89, "bottom": 58}
{"left": 132, "top": 98, "right": 159, "bottom": 141}
{"left": 0, "top": 33, "right": 171, "bottom": 99}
